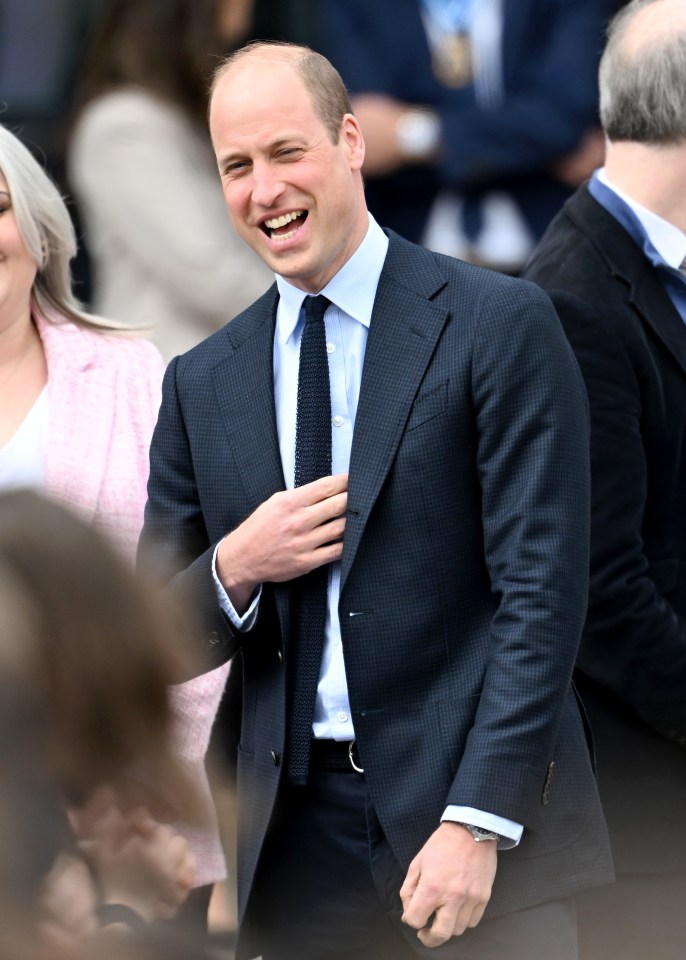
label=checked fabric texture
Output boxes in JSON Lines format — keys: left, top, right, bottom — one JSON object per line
{"left": 288, "top": 294, "right": 332, "bottom": 784}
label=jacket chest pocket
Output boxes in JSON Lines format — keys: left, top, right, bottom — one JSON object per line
{"left": 406, "top": 379, "right": 448, "bottom": 432}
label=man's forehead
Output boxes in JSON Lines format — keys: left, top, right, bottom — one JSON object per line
{"left": 218, "top": 50, "right": 304, "bottom": 91}
{"left": 213, "top": 59, "right": 309, "bottom": 122}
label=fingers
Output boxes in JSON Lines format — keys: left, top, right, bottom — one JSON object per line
{"left": 218, "top": 475, "right": 350, "bottom": 601}
{"left": 399, "top": 859, "right": 419, "bottom": 915}
{"left": 306, "top": 489, "right": 348, "bottom": 527}
{"left": 416, "top": 896, "right": 487, "bottom": 948}
{"left": 400, "top": 824, "right": 496, "bottom": 947}
{"left": 403, "top": 888, "right": 487, "bottom": 948}
{"left": 401, "top": 878, "right": 443, "bottom": 935}
{"left": 292, "top": 473, "right": 348, "bottom": 506}
{"left": 417, "top": 904, "right": 459, "bottom": 948}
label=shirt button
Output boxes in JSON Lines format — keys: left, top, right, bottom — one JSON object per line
{"left": 326, "top": 342, "right": 335, "bottom": 354}
{"left": 337, "top": 711, "right": 348, "bottom": 723}
{"left": 332, "top": 415, "right": 344, "bottom": 428}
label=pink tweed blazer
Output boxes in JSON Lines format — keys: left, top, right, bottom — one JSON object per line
{"left": 39, "top": 310, "right": 162, "bottom": 556}
{"left": 38, "top": 311, "right": 229, "bottom": 885}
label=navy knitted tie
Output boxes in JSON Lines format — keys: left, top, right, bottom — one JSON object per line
{"left": 288, "top": 295, "right": 332, "bottom": 783}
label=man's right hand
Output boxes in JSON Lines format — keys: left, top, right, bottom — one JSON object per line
{"left": 216, "top": 474, "right": 348, "bottom": 614}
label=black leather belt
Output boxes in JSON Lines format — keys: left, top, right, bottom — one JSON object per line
{"left": 310, "top": 739, "right": 364, "bottom": 773}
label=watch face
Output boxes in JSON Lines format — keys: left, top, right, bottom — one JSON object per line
{"left": 459, "top": 823, "right": 499, "bottom": 842}
{"left": 396, "top": 110, "right": 440, "bottom": 159}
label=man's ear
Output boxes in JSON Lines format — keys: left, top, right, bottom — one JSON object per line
{"left": 341, "top": 113, "right": 366, "bottom": 171}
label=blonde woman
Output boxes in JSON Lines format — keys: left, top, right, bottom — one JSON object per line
{"left": 0, "top": 124, "right": 229, "bottom": 907}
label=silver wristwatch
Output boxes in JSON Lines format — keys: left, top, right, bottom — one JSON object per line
{"left": 395, "top": 107, "right": 441, "bottom": 161}
{"left": 456, "top": 822, "right": 500, "bottom": 843}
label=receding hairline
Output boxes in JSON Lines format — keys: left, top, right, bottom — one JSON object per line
{"left": 211, "top": 42, "right": 319, "bottom": 101}
{"left": 616, "top": 0, "right": 686, "bottom": 58}
{"left": 209, "top": 41, "right": 353, "bottom": 145}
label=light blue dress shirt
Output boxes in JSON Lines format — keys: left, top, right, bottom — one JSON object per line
{"left": 213, "top": 213, "right": 521, "bottom": 847}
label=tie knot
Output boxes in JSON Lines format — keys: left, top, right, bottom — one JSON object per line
{"left": 303, "top": 295, "right": 330, "bottom": 324}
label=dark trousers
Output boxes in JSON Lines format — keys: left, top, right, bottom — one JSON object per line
{"left": 249, "top": 769, "right": 578, "bottom": 960}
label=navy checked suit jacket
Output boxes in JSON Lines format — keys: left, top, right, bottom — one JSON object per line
{"left": 142, "top": 232, "right": 613, "bottom": 943}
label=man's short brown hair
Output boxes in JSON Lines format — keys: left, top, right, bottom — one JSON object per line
{"left": 211, "top": 41, "right": 353, "bottom": 144}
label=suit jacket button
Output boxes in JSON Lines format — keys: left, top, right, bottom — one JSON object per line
{"left": 277, "top": 649, "right": 283, "bottom": 662}
{"left": 270, "top": 750, "right": 280, "bottom": 767}
{"left": 206, "top": 630, "right": 221, "bottom": 647}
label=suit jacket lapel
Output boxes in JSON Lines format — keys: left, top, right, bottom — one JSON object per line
{"left": 341, "top": 235, "right": 449, "bottom": 589}
{"left": 572, "top": 189, "right": 686, "bottom": 379}
{"left": 628, "top": 272, "right": 686, "bottom": 379}
{"left": 211, "top": 285, "right": 285, "bottom": 513}
{"left": 210, "top": 287, "right": 294, "bottom": 633}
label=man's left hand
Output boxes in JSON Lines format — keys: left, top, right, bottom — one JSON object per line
{"left": 399, "top": 822, "right": 497, "bottom": 947}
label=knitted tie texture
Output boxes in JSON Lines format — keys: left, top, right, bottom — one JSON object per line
{"left": 288, "top": 294, "right": 332, "bottom": 784}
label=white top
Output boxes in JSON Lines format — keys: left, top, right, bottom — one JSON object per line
{"left": 0, "top": 388, "right": 48, "bottom": 490}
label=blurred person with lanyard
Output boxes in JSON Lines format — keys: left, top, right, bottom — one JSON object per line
{"left": 322, "top": 0, "right": 619, "bottom": 273}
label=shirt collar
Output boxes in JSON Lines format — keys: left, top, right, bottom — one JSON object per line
{"left": 592, "top": 168, "right": 686, "bottom": 272}
{"left": 274, "top": 214, "right": 389, "bottom": 345}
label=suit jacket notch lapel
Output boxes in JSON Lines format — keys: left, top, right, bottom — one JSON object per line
{"left": 628, "top": 276, "right": 686, "bottom": 379}
{"left": 341, "top": 249, "right": 450, "bottom": 590}
{"left": 211, "top": 287, "right": 286, "bottom": 514}
{"left": 573, "top": 191, "right": 686, "bottom": 380}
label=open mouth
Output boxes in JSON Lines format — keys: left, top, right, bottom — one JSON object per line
{"left": 262, "top": 210, "right": 308, "bottom": 241}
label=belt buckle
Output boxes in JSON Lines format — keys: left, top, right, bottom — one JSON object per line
{"left": 347, "top": 739, "right": 364, "bottom": 773}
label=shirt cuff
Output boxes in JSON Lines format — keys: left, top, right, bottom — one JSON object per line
{"left": 211, "top": 543, "right": 261, "bottom": 630}
{"left": 441, "top": 806, "right": 523, "bottom": 850}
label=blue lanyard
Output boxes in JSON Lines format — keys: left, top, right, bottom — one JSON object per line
{"left": 420, "top": 0, "right": 473, "bottom": 33}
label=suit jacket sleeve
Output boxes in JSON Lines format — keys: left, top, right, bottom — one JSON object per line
{"left": 139, "top": 356, "right": 239, "bottom": 673}
{"left": 547, "top": 289, "right": 686, "bottom": 738}
{"left": 445, "top": 279, "right": 592, "bottom": 826}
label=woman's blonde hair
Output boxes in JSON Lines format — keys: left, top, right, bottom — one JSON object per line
{"left": 0, "top": 124, "right": 125, "bottom": 333}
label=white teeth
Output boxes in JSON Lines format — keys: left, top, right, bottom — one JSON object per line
{"left": 272, "top": 228, "right": 299, "bottom": 242}
{"left": 265, "top": 210, "right": 303, "bottom": 229}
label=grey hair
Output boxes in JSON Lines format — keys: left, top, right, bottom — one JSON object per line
{"left": 599, "top": 0, "right": 686, "bottom": 144}
{"left": 0, "top": 125, "right": 124, "bottom": 332}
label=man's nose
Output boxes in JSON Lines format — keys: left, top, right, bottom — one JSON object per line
{"left": 250, "top": 161, "right": 285, "bottom": 207}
